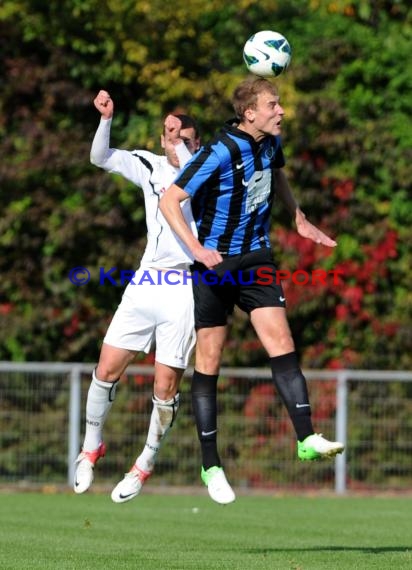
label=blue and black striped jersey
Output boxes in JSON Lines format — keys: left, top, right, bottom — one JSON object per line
{"left": 174, "top": 121, "right": 285, "bottom": 255}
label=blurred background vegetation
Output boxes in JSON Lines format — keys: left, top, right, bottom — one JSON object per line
{"left": 0, "top": 0, "right": 411, "bottom": 369}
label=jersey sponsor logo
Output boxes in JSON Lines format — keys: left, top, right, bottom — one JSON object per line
{"left": 245, "top": 170, "right": 271, "bottom": 213}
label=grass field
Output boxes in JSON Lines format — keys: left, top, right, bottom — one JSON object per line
{"left": 0, "top": 491, "right": 411, "bottom": 569}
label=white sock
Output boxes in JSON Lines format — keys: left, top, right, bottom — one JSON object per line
{"left": 135, "top": 393, "right": 180, "bottom": 473}
{"left": 82, "top": 369, "right": 118, "bottom": 451}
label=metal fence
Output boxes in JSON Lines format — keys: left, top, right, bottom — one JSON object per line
{"left": 1, "top": 362, "right": 412, "bottom": 494}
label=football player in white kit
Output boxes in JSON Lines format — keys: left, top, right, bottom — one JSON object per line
{"left": 74, "top": 90, "right": 200, "bottom": 503}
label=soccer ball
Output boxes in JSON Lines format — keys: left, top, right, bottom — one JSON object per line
{"left": 243, "top": 30, "right": 292, "bottom": 77}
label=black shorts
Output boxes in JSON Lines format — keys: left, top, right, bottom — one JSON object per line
{"left": 191, "top": 248, "right": 286, "bottom": 328}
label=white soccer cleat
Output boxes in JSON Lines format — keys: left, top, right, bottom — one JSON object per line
{"left": 298, "top": 433, "right": 345, "bottom": 461}
{"left": 74, "top": 442, "right": 106, "bottom": 494}
{"left": 201, "top": 466, "right": 236, "bottom": 505}
{"left": 111, "top": 464, "right": 152, "bottom": 504}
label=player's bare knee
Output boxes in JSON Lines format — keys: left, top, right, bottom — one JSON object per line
{"left": 95, "top": 364, "right": 121, "bottom": 383}
{"left": 153, "top": 376, "right": 179, "bottom": 401}
{"left": 153, "top": 381, "right": 178, "bottom": 401}
{"left": 154, "top": 385, "right": 177, "bottom": 401}
{"left": 279, "top": 334, "right": 295, "bottom": 354}
{"left": 196, "top": 346, "right": 224, "bottom": 374}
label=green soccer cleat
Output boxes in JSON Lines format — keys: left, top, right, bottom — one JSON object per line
{"left": 298, "top": 433, "right": 345, "bottom": 461}
{"left": 201, "top": 466, "right": 236, "bottom": 505}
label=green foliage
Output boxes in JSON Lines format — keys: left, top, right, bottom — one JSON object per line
{"left": 0, "top": 0, "right": 411, "bottom": 369}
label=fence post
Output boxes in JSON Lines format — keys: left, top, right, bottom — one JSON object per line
{"left": 335, "top": 370, "right": 348, "bottom": 494}
{"left": 67, "top": 365, "right": 82, "bottom": 486}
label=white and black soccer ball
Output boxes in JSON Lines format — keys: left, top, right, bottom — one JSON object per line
{"left": 243, "top": 30, "right": 292, "bottom": 77}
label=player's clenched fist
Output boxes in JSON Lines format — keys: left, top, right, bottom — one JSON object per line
{"left": 163, "top": 114, "right": 182, "bottom": 145}
{"left": 93, "top": 90, "right": 114, "bottom": 119}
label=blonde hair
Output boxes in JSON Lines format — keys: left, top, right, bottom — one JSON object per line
{"left": 232, "top": 77, "right": 278, "bottom": 121}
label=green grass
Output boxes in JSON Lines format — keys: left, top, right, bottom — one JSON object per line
{"left": 0, "top": 492, "right": 411, "bottom": 569}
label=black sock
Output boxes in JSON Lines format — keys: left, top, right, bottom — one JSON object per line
{"left": 191, "top": 369, "right": 221, "bottom": 470}
{"left": 270, "top": 352, "right": 314, "bottom": 441}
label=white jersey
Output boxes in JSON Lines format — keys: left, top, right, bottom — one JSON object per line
{"left": 90, "top": 117, "right": 196, "bottom": 269}
{"left": 90, "top": 118, "right": 196, "bottom": 367}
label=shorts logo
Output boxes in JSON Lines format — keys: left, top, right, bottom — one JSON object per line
{"left": 201, "top": 429, "right": 217, "bottom": 436}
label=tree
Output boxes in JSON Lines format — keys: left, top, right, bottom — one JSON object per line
{"left": 0, "top": 0, "right": 411, "bottom": 369}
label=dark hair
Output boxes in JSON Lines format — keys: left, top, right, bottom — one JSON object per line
{"left": 170, "top": 114, "right": 200, "bottom": 138}
{"left": 232, "top": 77, "right": 278, "bottom": 121}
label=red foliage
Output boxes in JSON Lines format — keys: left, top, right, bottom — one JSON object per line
{"left": 311, "top": 379, "right": 337, "bottom": 421}
{"left": 63, "top": 314, "right": 80, "bottom": 337}
{"left": 363, "top": 229, "right": 398, "bottom": 262}
{"left": 336, "top": 204, "right": 350, "bottom": 219}
{"left": 371, "top": 320, "right": 399, "bottom": 337}
{"left": 333, "top": 179, "right": 354, "bottom": 201}
{"left": 240, "top": 339, "right": 261, "bottom": 352}
{"left": 332, "top": 229, "right": 399, "bottom": 323}
{"left": 244, "top": 383, "right": 275, "bottom": 418}
{"left": 132, "top": 352, "right": 155, "bottom": 386}
{"left": 304, "top": 343, "right": 327, "bottom": 361}
{"left": 341, "top": 285, "right": 363, "bottom": 312}
{"left": 133, "top": 375, "right": 147, "bottom": 386}
{"left": 325, "top": 348, "right": 361, "bottom": 370}
{"left": 335, "top": 303, "right": 349, "bottom": 320}
{"left": 276, "top": 227, "right": 317, "bottom": 268}
{"left": 0, "top": 303, "right": 13, "bottom": 315}
{"left": 327, "top": 358, "right": 343, "bottom": 370}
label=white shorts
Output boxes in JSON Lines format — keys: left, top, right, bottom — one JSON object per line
{"left": 103, "top": 267, "right": 196, "bottom": 369}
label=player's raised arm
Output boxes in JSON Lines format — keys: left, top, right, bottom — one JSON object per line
{"left": 90, "top": 90, "right": 114, "bottom": 167}
{"left": 160, "top": 184, "right": 223, "bottom": 269}
{"left": 93, "top": 90, "right": 114, "bottom": 120}
{"left": 162, "top": 114, "right": 192, "bottom": 168}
